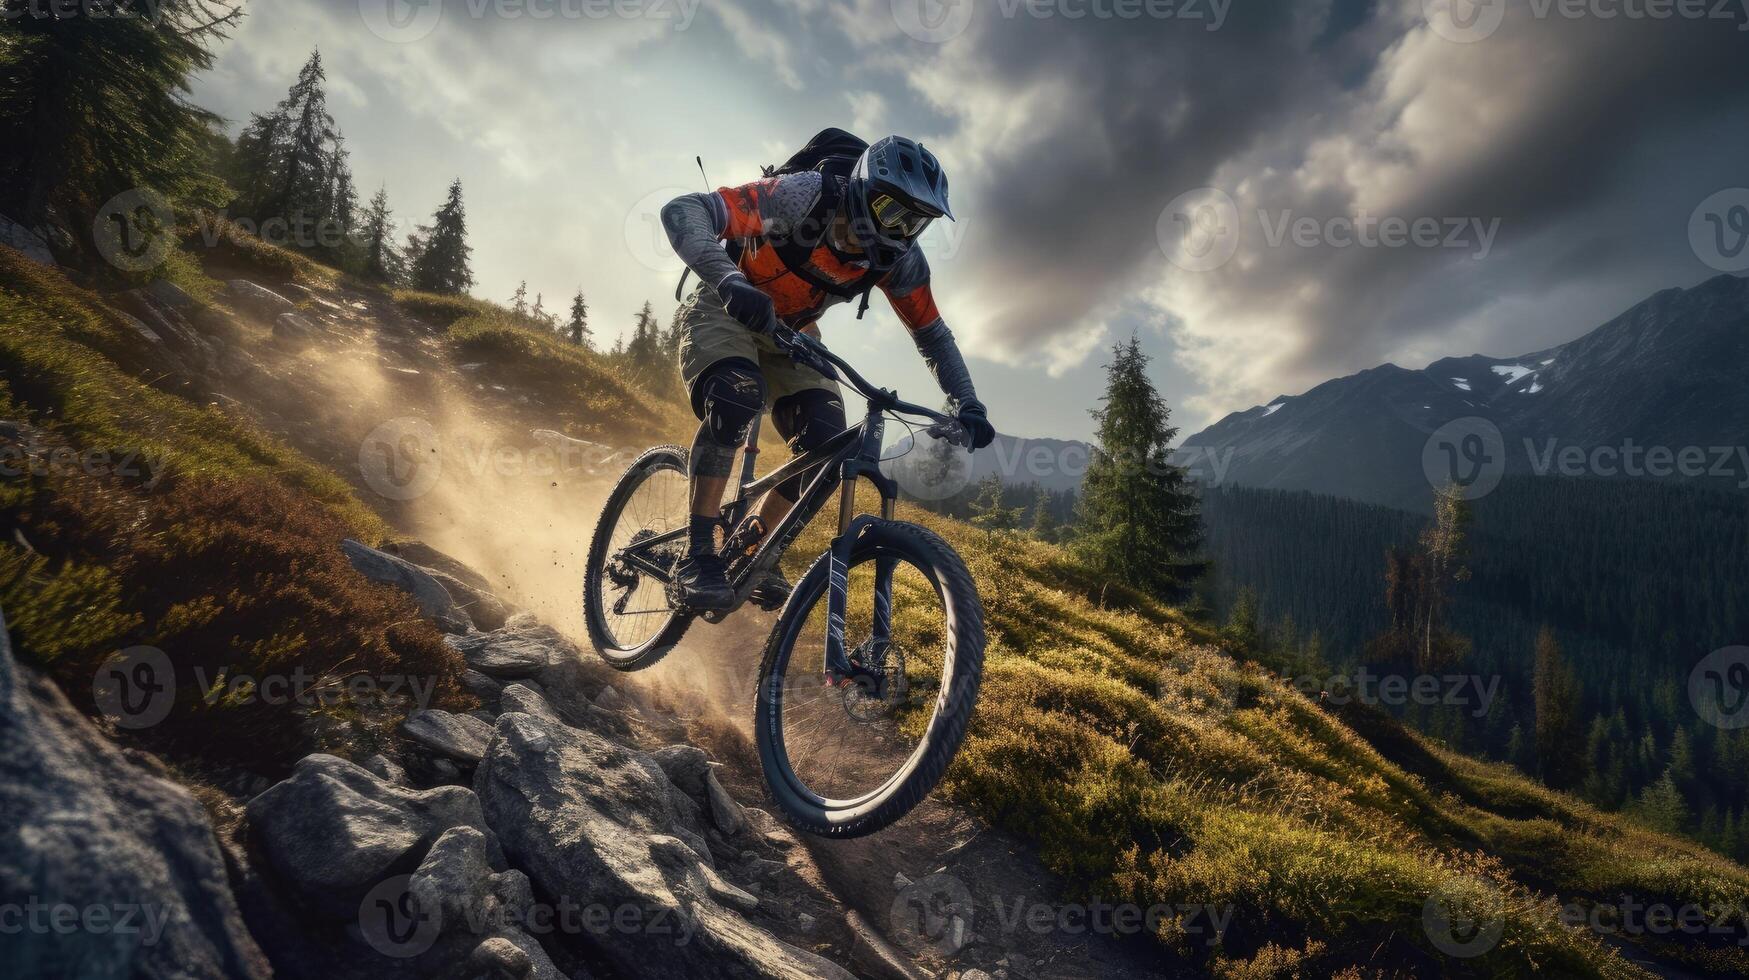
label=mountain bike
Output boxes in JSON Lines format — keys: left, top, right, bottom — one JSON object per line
{"left": 582, "top": 327, "right": 985, "bottom": 838}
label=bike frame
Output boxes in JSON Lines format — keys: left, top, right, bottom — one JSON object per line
{"left": 611, "top": 333, "right": 954, "bottom": 679}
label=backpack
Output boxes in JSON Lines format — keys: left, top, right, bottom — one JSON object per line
{"left": 676, "top": 128, "right": 884, "bottom": 320}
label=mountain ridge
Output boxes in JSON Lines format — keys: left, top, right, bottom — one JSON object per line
{"left": 1181, "top": 273, "right": 1749, "bottom": 510}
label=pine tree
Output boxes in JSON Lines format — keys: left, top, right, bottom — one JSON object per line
{"left": 625, "top": 301, "right": 663, "bottom": 371}
{"left": 1222, "top": 587, "right": 1262, "bottom": 653}
{"left": 1533, "top": 626, "right": 1583, "bottom": 789}
{"left": 1633, "top": 767, "right": 1690, "bottom": 834}
{"left": 0, "top": 1, "right": 241, "bottom": 260}
{"left": 410, "top": 179, "right": 473, "bottom": 295}
{"left": 1074, "top": 336, "right": 1205, "bottom": 600}
{"left": 1030, "top": 486, "right": 1060, "bottom": 542}
{"left": 568, "top": 289, "right": 592, "bottom": 348}
{"left": 510, "top": 281, "right": 529, "bottom": 320}
{"left": 358, "top": 187, "right": 403, "bottom": 284}
{"left": 969, "top": 475, "right": 1021, "bottom": 534}
{"left": 258, "top": 51, "right": 339, "bottom": 231}
{"left": 659, "top": 306, "right": 686, "bottom": 362}
{"left": 1506, "top": 723, "right": 1529, "bottom": 772}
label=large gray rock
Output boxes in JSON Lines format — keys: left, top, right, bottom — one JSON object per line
{"left": 444, "top": 631, "right": 555, "bottom": 679}
{"left": 225, "top": 279, "right": 297, "bottom": 319}
{"left": 0, "top": 608, "right": 270, "bottom": 978}
{"left": 245, "top": 753, "right": 502, "bottom": 918}
{"left": 424, "top": 566, "right": 511, "bottom": 632}
{"left": 401, "top": 708, "right": 493, "bottom": 763}
{"left": 498, "top": 683, "right": 561, "bottom": 725}
{"left": 475, "top": 711, "right": 854, "bottom": 979}
{"left": 341, "top": 538, "right": 473, "bottom": 634}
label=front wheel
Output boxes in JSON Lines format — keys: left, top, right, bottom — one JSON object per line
{"left": 755, "top": 519, "right": 984, "bottom": 838}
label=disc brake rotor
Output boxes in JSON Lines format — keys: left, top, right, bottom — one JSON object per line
{"left": 841, "top": 640, "right": 909, "bottom": 722}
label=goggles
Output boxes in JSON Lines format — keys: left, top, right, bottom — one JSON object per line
{"left": 868, "top": 192, "right": 936, "bottom": 238}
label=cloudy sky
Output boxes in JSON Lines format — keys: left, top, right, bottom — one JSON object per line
{"left": 189, "top": 0, "right": 1749, "bottom": 439}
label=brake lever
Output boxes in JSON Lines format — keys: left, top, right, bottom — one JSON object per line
{"left": 926, "top": 417, "right": 973, "bottom": 450}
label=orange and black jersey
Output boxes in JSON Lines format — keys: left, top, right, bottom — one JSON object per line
{"left": 705, "top": 170, "right": 943, "bottom": 333}
{"left": 660, "top": 170, "right": 976, "bottom": 409}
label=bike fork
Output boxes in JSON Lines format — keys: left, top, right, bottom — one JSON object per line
{"left": 824, "top": 488, "right": 896, "bottom": 680}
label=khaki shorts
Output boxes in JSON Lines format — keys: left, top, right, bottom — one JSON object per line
{"left": 676, "top": 283, "right": 841, "bottom": 416}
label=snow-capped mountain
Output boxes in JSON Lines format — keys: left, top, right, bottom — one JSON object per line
{"left": 1179, "top": 273, "right": 1749, "bottom": 511}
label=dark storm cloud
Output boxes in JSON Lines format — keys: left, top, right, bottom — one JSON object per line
{"left": 886, "top": 0, "right": 1749, "bottom": 413}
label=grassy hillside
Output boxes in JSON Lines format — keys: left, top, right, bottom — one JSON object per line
{"left": 0, "top": 245, "right": 471, "bottom": 772}
{"left": 391, "top": 288, "right": 692, "bottom": 445}
{"left": 881, "top": 512, "right": 1749, "bottom": 977}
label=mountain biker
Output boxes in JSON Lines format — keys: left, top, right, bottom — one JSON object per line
{"left": 660, "top": 133, "right": 995, "bottom": 611}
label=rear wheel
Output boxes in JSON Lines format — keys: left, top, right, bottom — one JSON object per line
{"left": 583, "top": 445, "right": 694, "bottom": 671}
{"left": 755, "top": 519, "right": 983, "bottom": 838}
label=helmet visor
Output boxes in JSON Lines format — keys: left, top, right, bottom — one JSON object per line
{"left": 868, "top": 191, "right": 935, "bottom": 239}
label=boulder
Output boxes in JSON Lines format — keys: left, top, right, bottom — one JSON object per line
{"left": 475, "top": 711, "right": 854, "bottom": 979}
{"left": 498, "top": 683, "right": 562, "bottom": 725}
{"left": 0, "top": 607, "right": 270, "bottom": 978}
{"left": 379, "top": 540, "right": 496, "bottom": 593}
{"left": 401, "top": 708, "right": 493, "bottom": 763}
{"left": 651, "top": 744, "right": 712, "bottom": 799}
{"left": 225, "top": 279, "right": 297, "bottom": 319}
{"left": 425, "top": 566, "right": 511, "bottom": 632}
{"left": 461, "top": 669, "right": 505, "bottom": 701}
{"left": 245, "top": 753, "right": 503, "bottom": 918}
{"left": 705, "top": 767, "right": 746, "bottom": 837}
{"left": 444, "top": 631, "right": 554, "bottom": 679}
{"left": 361, "top": 753, "right": 408, "bottom": 785}
{"left": 341, "top": 538, "right": 473, "bottom": 634}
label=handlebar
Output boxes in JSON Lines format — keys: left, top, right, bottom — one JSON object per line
{"left": 770, "top": 324, "right": 954, "bottom": 429}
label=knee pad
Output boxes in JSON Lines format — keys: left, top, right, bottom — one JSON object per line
{"left": 698, "top": 361, "right": 767, "bottom": 448}
{"left": 771, "top": 389, "right": 847, "bottom": 500}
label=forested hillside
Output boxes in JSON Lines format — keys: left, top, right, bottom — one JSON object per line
{"left": 1202, "top": 477, "right": 1749, "bottom": 861}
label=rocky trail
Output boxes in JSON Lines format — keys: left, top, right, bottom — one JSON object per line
{"left": 3, "top": 270, "right": 1183, "bottom": 979}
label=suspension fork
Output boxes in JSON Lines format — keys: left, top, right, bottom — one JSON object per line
{"left": 825, "top": 416, "right": 899, "bottom": 679}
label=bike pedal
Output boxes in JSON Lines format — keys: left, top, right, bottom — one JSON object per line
{"left": 749, "top": 589, "right": 787, "bottom": 612}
